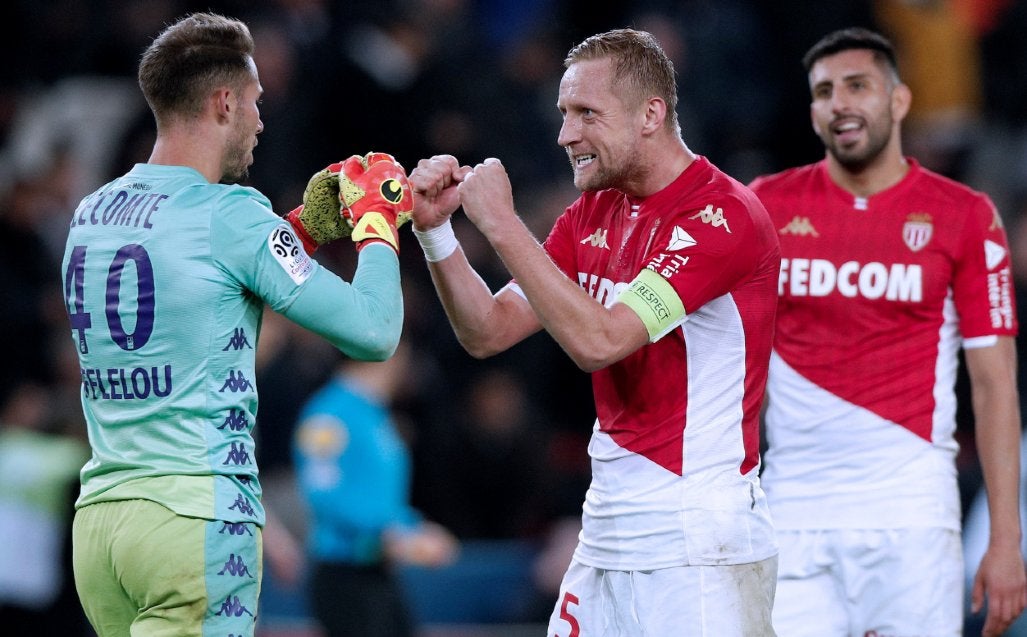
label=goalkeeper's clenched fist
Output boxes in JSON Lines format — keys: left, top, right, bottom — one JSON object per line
{"left": 285, "top": 152, "right": 413, "bottom": 253}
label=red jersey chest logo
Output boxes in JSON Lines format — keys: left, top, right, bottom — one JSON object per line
{"left": 902, "top": 213, "right": 933, "bottom": 252}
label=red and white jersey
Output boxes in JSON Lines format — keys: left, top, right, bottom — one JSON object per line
{"left": 750, "top": 158, "right": 1017, "bottom": 530}
{"left": 525, "top": 156, "right": 779, "bottom": 569}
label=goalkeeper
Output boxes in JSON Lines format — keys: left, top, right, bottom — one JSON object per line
{"left": 62, "top": 12, "right": 411, "bottom": 637}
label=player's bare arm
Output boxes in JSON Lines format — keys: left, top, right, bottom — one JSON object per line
{"left": 410, "top": 155, "right": 542, "bottom": 358}
{"left": 458, "top": 158, "right": 649, "bottom": 372}
{"left": 965, "top": 337, "right": 1027, "bottom": 636}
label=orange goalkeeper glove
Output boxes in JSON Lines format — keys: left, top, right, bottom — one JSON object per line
{"left": 285, "top": 153, "right": 412, "bottom": 253}
{"left": 339, "top": 152, "right": 412, "bottom": 253}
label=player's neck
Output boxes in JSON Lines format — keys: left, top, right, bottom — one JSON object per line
{"left": 826, "top": 151, "right": 909, "bottom": 199}
{"left": 148, "top": 127, "right": 225, "bottom": 184}
{"left": 624, "top": 140, "right": 695, "bottom": 198}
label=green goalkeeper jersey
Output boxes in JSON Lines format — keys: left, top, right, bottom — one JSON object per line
{"left": 61, "top": 164, "right": 402, "bottom": 526}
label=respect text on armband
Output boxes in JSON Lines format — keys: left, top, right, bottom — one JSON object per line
{"left": 81, "top": 365, "right": 173, "bottom": 400}
{"left": 629, "top": 280, "right": 671, "bottom": 321}
{"left": 71, "top": 189, "right": 168, "bottom": 229}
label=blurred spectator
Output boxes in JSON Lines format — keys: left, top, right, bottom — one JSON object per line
{"left": 874, "top": 0, "right": 985, "bottom": 179}
{"left": 0, "top": 382, "right": 91, "bottom": 635}
{"left": 0, "top": 176, "right": 66, "bottom": 403}
{"left": 413, "top": 366, "right": 554, "bottom": 541}
{"left": 754, "top": 0, "right": 880, "bottom": 170}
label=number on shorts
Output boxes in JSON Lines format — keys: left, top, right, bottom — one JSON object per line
{"left": 554, "top": 591, "right": 580, "bottom": 637}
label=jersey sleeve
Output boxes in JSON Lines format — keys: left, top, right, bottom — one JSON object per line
{"left": 645, "top": 196, "right": 760, "bottom": 315}
{"left": 540, "top": 205, "right": 581, "bottom": 280}
{"left": 952, "top": 193, "right": 1018, "bottom": 340}
{"left": 504, "top": 203, "right": 577, "bottom": 299}
{"left": 213, "top": 190, "right": 402, "bottom": 360}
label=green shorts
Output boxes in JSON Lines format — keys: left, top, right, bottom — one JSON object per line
{"left": 72, "top": 499, "right": 262, "bottom": 637}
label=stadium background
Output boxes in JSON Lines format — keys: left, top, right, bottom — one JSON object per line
{"left": 1, "top": 1, "right": 1026, "bottom": 635}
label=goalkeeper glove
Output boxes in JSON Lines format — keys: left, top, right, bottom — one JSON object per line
{"left": 340, "top": 152, "right": 413, "bottom": 253}
{"left": 285, "top": 153, "right": 412, "bottom": 254}
{"left": 285, "top": 160, "right": 349, "bottom": 253}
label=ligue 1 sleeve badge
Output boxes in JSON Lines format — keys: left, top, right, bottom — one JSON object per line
{"left": 902, "top": 212, "right": 933, "bottom": 252}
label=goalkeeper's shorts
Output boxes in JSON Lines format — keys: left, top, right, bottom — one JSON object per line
{"left": 72, "top": 498, "right": 262, "bottom": 637}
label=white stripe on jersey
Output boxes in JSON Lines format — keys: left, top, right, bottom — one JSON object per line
{"left": 763, "top": 349, "right": 961, "bottom": 531}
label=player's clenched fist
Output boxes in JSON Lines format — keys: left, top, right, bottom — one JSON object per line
{"left": 285, "top": 153, "right": 412, "bottom": 253}
{"left": 457, "top": 157, "right": 516, "bottom": 237}
{"left": 410, "top": 155, "right": 470, "bottom": 230}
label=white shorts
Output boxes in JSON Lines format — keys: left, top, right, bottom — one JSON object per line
{"left": 773, "top": 528, "right": 963, "bottom": 637}
{"left": 547, "top": 556, "right": 777, "bottom": 636}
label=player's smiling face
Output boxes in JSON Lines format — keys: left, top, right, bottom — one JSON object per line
{"left": 808, "top": 48, "right": 908, "bottom": 172}
{"left": 557, "top": 57, "right": 642, "bottom": 192}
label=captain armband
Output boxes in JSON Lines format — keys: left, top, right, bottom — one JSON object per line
{"left": 616, "top": 268, "right": 686, "bottom": 342}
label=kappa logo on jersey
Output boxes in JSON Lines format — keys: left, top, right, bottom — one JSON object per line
{"left": 268, "top": 225, "right": 314, "bottom": 285}
{"left": 902, "top": 213, "right": 933, "bottom": 252}
{"left": 218, "top": 409, "right": 250, "bottom": 432}
{"left": 580, "top": 227, "right": 610, "bottom": 249}
{"left": 223, "top": 442, "right": 252, "bottom": 466}
{"left": 689, "top": 203, "right": 731, "bottom": 233}
{"left": 219, "top": 370, "right": 253, "bottom": 393}
{"left": 222, "top": 328, "right": 253, "bottom": 351}
{"left": 985, "top": 239, "right": 1007, "bottom": 270}
{"left": 667, "top": 226, "right": 697, "bottom": 251}
{"left": 989, "top": 207, "right": 1004, "bottom": 231}
{"left": 778, "top": 216, "right": 819, "bottom": 237}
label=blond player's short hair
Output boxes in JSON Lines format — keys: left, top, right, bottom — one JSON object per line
{"left": 565, "top": 28, "right": 680, "bottom": 133}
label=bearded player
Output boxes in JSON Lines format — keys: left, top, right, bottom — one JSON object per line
{"left": 62, "top": 13, "right": 411, "bottom": 637}
{"left": 749, "top": 27, "right": 1026, "bottom": 637}
{"left": 409, "top": 28, "right": 779, "bottom": 636}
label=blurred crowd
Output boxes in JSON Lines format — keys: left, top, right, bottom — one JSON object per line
{"left": 2, "top": 0, "right": 1027, "bottom": 634}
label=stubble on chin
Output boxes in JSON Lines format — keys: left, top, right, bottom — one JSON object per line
{"left": 219, "top": 170, "right": 247, "bottom": 185}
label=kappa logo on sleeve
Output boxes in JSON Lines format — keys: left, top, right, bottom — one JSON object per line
{"left": 268, "top": 225, "right": 314, "bottom": 284}
{"left": 688, "top": 203, "right": 731, "bottom": 232}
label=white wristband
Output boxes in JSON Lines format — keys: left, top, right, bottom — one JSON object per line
{"left": 412, "top": 219, "right": 459, "bottom": 263}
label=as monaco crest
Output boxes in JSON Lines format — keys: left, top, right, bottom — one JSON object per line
{"left": 902, "top": 212, "right": 933, "bottom": 252}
